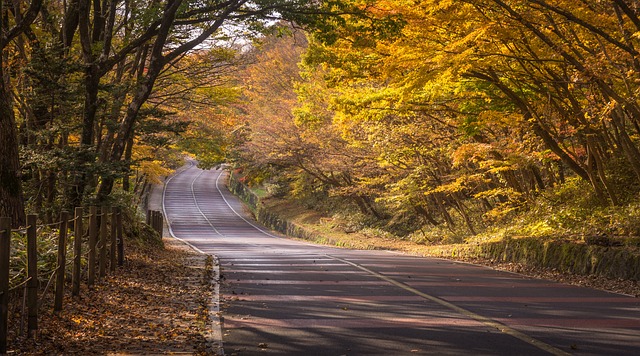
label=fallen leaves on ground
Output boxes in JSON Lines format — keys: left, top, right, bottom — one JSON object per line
{"left": 7, "top": 238, "right": 213, "bottom": 355}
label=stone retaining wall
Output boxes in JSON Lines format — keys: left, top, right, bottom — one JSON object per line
{"left": 228, "top": 174, "right": 640, "bottom": 281}
{"left": 427, "top": 238, "right": 640, "bottom": 281}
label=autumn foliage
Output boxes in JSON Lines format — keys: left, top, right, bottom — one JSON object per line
{"left": 236, "top": 1, "right": 640, "bottom": 241}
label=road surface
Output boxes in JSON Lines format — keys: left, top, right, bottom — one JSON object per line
{"left": 162, "top": 162, "right": 640, "bottom": 355}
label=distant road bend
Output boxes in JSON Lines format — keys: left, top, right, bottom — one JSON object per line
{"left": 163, "top": 162, "right": 640, "bottom": 355}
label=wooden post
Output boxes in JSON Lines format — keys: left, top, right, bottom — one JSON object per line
{"left": 72, "top": 207, "right": 83, "bottom": 296}
{"left": 146, "top": 209, "right": 151, "bottom": 225}
{"left": 0, "top": 218, "right": 11, "bottom": 354}
{"left": 116, "top": 208, "right": 124, "bottom": 266}
{"left": 54, "top": 211, "right": 69, "bottom": 312}
{"left": 99, "top": 206, "right": 108, "bottom": 280}
{"left": 110, "top": 207, "right": 117, "bottom": 272}
{"left": 26, "top": 214, "right": 38, "bottom": 337}
{"left": 153, "top": 210, "right": 162, "bottom": 235}
{"left": 152, "top": 210, "right": 159, "bottom": 234}
{"left": 88, "top": 206, "right": 97, "bottom": 287}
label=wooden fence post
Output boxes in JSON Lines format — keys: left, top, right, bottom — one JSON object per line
{"left": 72, "top": 207, "right": 83, "bottom": 296}
{"left": 0, "top": 218, "right": 11, "bottom": 353}
{"left": 88, "top": 207, "right": 97, "bottom": 287}
{"left": 151, "top": 210, "right": 163, "bottom": 235}
{"left": 54, "top": 211, "right": 69, "bottom": 312}
{"left": 146, "top": 209, "right": 151, "bottom": 225}
{"left": 152, "top": 211, "right": 159, "bottom": 234}
{"left": 110, "top": 208, "right": 117, "bottom": 272}
{"left": 99, "top": 206, "right": 108, "bottom": 280}
{"left": 26, "top": 214, "right": 38, "bottom": 337}
{"left": 116, "top": 208, "right": 124, "bottom": 266}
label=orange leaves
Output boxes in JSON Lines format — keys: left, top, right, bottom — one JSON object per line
{"left": 452, "top": 143, "right": 493, "bottom": 168}
{"left": 8, "top": 240, "right": 212, "bottom": 354}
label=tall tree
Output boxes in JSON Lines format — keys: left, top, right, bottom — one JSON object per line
{"left": 0, "top": 0, "right": 43, "bottom": 226}
{"left": 238, "top": 0, "right": 640, "bottom": 238}
{"left": 95, "top": 0, "right": 390, "bottom": 201}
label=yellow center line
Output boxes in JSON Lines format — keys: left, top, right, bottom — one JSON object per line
{"left": 327, "top": 255, "right": 571, "bottom": 356}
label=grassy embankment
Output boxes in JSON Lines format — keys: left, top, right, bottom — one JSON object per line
{"left": 228, "top": 174, "right": 640, "bottom": 283}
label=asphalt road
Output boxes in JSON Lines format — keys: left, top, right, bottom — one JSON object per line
{"left": 162, "top": 162, "right": 640, "bottom": 355}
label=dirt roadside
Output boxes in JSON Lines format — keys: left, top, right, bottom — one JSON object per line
{"left": 9, "top": 239, "right": 213, "bottom": 355}
{"left": 8, "top": 182, "right": 214, "bottom": 355}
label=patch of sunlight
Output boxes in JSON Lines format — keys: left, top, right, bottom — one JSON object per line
{"left": 518, "top": 220, "right": 554, "bottom": 238}
{"left": 251, "top": 187, "right": 269, "bottom": 198}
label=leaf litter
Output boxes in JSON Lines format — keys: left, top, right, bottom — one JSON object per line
{"left": 7, "top": 237, "right": 214, "bottom": 354}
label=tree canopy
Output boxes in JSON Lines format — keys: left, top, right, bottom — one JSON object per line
{"left": 0, "top": 0, "right": 394, "bottom": 226}
{"left": 236, "top": 0, "right": 640, "bottom": 240}
{"left": 4, "top": 0, "right": 640, "bottom": 240}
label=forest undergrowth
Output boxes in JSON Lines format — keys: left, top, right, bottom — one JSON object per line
{"left": 252, "top": 174, "right": 640, "bottom": 248}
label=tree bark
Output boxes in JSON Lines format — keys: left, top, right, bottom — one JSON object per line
{"left": 0, "top": 66, "right": 26, "bottom": 227}
{"left": 0, "top": 0, "right": 42, "bottom": 226}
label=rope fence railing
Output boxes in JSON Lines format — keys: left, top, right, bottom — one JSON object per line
{"left": 0, "top": 205, "right": 145, "bottom": 353}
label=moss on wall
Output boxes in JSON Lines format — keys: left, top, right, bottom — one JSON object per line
{"left": 228, "top": 174, "right": 640, "bottom": 281}
{"left": 425, "top": 238, "right": 640, "bottom": 281}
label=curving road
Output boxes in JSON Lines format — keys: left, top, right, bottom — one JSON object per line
{"left": 163, "top": 162, "right": 640, "bottom": 355}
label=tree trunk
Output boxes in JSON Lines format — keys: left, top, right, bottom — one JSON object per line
{"left": 96, "top": 0, "right": 185, "bottom": 201}
{"left": 453, "top": 195, "right": 477, "bottom": 235}
{"left": 530, "top": 165, "right": 546, "bottom": 191}
{"left": 0, "top": 66, "right": 26, "bottom": 227}
{"left": 414, "top": 205, "right": 440, "bottom": 226}
{"left": 122, "top": 133, "right": 134, "bottom": 192}
{"left": 0, "top": 0, "right": 43, "bottom": 226}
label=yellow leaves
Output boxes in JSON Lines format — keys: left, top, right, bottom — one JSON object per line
{"left": 241, "top": 0, "right": 639, "bottom": 238}
{"left": 451, "top": 143, "right": 492, "bottom": 167}
{"left": 475, "top": 188, "right": 524, "bottom": 223}
{"left": 67, "top": 133, "right": 81, "bottom": 146}
{"left": 138, "top": 160, "right": 173, "bottom": 185}
{"left": 427, "top": 174, "right": 490, "bottom": 196}
{"left": 481, "top": 201, "right": 520, "bottom": 223}
{"left": 477, "top": 110, "right": 523, "bottom": 127}
{"left": 131, "top": 142, "right": 174, "bottom": 184}
{"left": 71, "top": 316, "right": 85, "bottom": 325}
{"left": 446, "top": 23, "right": 491, "bottom": 55}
